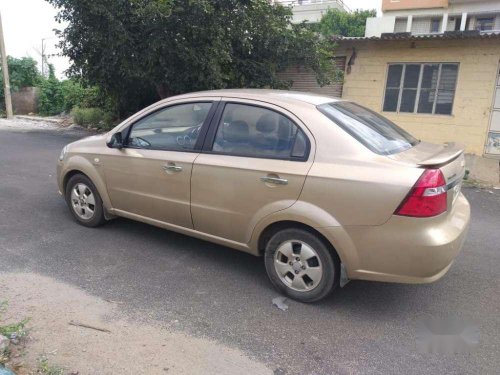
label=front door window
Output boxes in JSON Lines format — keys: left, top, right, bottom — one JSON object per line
{"left": 127, "top": 102, "right": 212, "bottom": 151}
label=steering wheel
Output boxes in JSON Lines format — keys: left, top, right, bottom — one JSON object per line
{"left": 176, "top": 135, "right": 191, "bottom": 147}
{"left": 189, "top": 125, "right": 201, "bottom": 139}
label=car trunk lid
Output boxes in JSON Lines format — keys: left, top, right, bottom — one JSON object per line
{"left": 389, "top": 141, "right": 466, "bottom": 210}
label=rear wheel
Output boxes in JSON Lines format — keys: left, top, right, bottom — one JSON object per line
{"left": 65, "top": 174, "right": 106, "bottom": 227}
{"left": 264, "top": 228, "right": 339, "bottom": 303}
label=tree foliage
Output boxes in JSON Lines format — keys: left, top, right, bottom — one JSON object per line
{"left": 0, "top": 57, "right": 41, "bottom": 98}
{"left": 38, "top": 64, "right": 65, "bottom": 115}
{"left": 46, "top": 0, "right": 336, "bottom": 115}
{"left": 317, "top": 9, "right": 376, "bottom": 38}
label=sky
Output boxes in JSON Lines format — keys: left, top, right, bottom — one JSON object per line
{"left": 0, "top": 0, "right": 381, "bottom": 79}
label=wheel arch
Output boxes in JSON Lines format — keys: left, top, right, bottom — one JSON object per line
{"left": 60, "top": 156, "right": 113, "bottom": 212}
{"left": 257, "top": 220, "right": 340, "bottom": 262}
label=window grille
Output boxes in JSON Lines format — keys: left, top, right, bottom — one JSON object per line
{"left": 383, "top": 63, "right": 459, "bottom": 115}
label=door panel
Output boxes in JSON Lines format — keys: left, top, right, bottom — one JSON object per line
{"left": 191, "top": 155, "right": 311, "bottom": 243}
{"left": 191, "top": 101, "right": 314, "bottom": 243}
{"left": 102, "top": 100, "right": 218, "bottom": 228}
{"left": 104, "top": 149, "right": 197, "bottom": 228}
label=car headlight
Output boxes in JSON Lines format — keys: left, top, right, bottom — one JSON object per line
{"left": 59, "top": 145, "right": 69, "bottom": 161}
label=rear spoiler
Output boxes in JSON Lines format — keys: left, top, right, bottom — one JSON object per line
{"left": 417, "top": 142, "right": 465, "bottom": 167}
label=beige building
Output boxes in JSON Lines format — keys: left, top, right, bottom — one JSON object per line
{"left": 284, "top": 0, "right": 500, "bottom": 173}
{"left": 356, "top": 0, "right": 500, "bottom": 159}
{"left": 336, "top": 33, "right": 500, "bottom": 158}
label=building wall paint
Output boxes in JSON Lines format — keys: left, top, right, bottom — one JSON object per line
{"left": 382, "top": 0, "right": 448, "bottom": 12}
{"left": 365, "top": 16, "right": 396, "bottom": 37}
{"left": 383, "top": 0, "right": 500, "bottom": 17}
{"left": 338, "top": 39, "right": 500, "bottom": 155}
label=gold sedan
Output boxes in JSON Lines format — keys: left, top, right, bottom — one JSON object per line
{"left": 57, "top": 90, "right": 470, "bottom": 302}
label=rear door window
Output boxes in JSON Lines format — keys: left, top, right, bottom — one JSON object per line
{"left": 210, "top": 103, "right": 309, "bottom": 160}
{"left": 318, "top": 101, "right": 419, "bottom": 155}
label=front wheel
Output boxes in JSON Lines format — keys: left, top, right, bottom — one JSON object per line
{"left": 264, "top": 228, "right": 339, "bottom": 303}
{"left": 65, "top": 174, "right": 106, "bottom": 227}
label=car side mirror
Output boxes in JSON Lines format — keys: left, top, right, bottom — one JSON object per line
{"left": 107, "top": 132, "right": 123, "bottom": 149}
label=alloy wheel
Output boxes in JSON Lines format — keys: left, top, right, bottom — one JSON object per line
{"left": 274, "top": 240, "right": 323, "bottom": 292}
{"left": 70, "top": 183, "right": 96, "bottom": 220}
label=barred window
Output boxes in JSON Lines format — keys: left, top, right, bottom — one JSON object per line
{"left": 383, "top": 63, "right": 459, "bottom": 115}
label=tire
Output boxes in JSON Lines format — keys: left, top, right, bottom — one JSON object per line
{"left": 65, "top": 174, "right": 106, "bottom": 227}
{"left": 264, "top": 228, "right": 339, "bottom": 303}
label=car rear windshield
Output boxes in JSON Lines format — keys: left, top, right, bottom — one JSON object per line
{"left": 318, "top": 102, "right": 419, "bottom": 155}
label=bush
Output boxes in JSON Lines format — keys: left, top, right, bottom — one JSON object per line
{"left": 61, "top": 80, "right": 102, "bottom": 113}
{"left": 71, "top": 107, "right": 115, "bottom": 130}
{"left": 71, "top": 107, "right": 103, "bottom": 126}
{"left": 38, "top": 65, "right": 64, "bottom": 116}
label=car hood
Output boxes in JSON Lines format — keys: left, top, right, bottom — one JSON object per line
{"left": 69, "top": 133, "right": 108, "bottom": 151}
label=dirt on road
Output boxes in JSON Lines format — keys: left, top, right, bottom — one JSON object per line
{"left": 0, "top": 273, "right": 271, "bottom": 375}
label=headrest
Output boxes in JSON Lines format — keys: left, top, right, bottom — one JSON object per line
{"left": 278, "top": 117, "right": 293, "bottom": 139}
{"left": 223, "top": 121, "right": 249, "bottom": 143}
{"left": 256, "top": 113, "right": 277, "bottom": 134}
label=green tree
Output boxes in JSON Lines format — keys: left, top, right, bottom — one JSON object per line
{"left": 317, "top": 9, "right": 376, "bottom": 38}
{"left": 38, "top": 64, "right": 65, "bottom": 115}
{"left": 46, "top": 0, "right": 336, "bottom": 115}
{"left": 0, "top": 56, "right": 41, "bottom": 98}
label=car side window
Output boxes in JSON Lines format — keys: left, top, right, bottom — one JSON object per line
{"left": 211, "top": 103, "right": 308, "bottom": 159}
{"left": 127, "top": 102, "right": 212, "bottom": 151}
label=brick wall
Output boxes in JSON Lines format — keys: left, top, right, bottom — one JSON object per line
{"left": 337, "top": 38, "right": 500, "bottom": 155}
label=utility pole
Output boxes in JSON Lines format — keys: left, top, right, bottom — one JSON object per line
{"left": 0, "top": 11, "right": 13, "bottom": 118}
{"left": 41, "top": 38, "right": 46, "bottom": 77}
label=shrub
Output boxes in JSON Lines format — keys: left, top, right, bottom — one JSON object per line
{"left": 71, "top": 107, "right": 115, "bottom": 130}
{"left": 71, "top": 107, "right": 104, "bottom": 126}
{"left": 61, "top": 80, "right": 102, "bottom": 113}
{"left": 38, "top": 65, "right": 64, "bottom": 116}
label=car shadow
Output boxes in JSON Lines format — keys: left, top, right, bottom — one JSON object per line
{"left": 99, "top": 216, "right": 443, "bottom": 320}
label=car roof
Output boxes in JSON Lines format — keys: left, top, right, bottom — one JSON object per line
{"left": 170, "top": 89, "right": 343, "bottom": 107}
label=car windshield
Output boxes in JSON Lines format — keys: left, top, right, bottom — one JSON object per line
{"left": 318, "top": 102, "right": 420, "bottom": 155}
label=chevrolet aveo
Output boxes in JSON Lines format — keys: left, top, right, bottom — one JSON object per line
{"left": 57, "top": 90, "right": 470, "bottom": 302}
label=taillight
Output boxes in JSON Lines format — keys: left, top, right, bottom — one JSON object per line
{"left": 395, "top": 169, "right": 447, "bottom": 218}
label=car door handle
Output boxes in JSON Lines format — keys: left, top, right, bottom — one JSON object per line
{"left": 163, "top": 164, "right": 183, "bottom": 172}
{"left": 260, "top": 176, "right": 288, "bottom": 185}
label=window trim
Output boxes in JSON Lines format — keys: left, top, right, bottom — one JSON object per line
{"left": 201, "top": 101, "right": 311, "bottom": 162}
{"left": 122, "top": 101, "right": 219, "bottom": 153}
{"left": 475, "top": 17, "right": 495, "bottom": 31}
{"left": 382, "top": 62, "right": 459, "bottom": 116}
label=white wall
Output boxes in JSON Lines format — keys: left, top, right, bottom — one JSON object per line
{"left": 365, "top": 16, "right": 396, "bottom": 37}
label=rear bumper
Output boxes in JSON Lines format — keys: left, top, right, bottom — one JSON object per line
{"left": 334, "top": 192, "right": 470, "bottom": 284}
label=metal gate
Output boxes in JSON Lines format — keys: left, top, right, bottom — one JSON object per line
{"left": 277, "top": 56, "right": 346, "bottom": 98}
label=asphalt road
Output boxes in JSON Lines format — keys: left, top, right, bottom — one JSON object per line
{"left": 0, "top": 128, "right": 499, "bottom": 375}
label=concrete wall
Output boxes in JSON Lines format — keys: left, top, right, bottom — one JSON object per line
{"left": 337, "top": 38, "right": 500, "bottom": 156}
{"left": 12, "top": 87, "right": 40, "bottom": 115}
